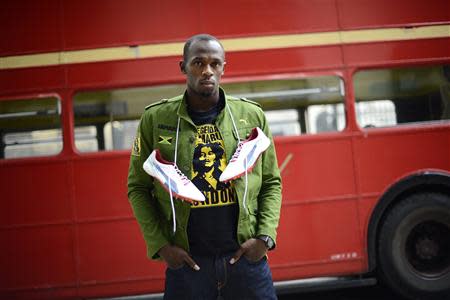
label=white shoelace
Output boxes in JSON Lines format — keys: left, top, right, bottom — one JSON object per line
{"left": 243, "top": 158, "right": 249, "bottom": 215}
{"left": 226, "top": 105, "right": 249, "bottom": 215}
{"left": 230, "top": 142, "right": 243, "bottom": 162}
{"left": 169, "top": 117, "right": 181, "bottom": 233}
{"left": 174, "top": 164, "right": 190, "bottom": 184}
{"left": 168, "top": 103, "right": 249, "bottom": 234}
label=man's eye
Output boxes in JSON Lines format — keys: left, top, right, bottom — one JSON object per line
{"left": 194, "top": 61, "right": 202, "bottom": 67}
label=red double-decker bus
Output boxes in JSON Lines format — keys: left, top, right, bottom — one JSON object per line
{"left": 1, "top": 1, "right": 449, "bottom": 299}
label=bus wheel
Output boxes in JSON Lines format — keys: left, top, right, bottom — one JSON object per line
{"left": 377, "top": 193, "right": 450, "bottom": 300}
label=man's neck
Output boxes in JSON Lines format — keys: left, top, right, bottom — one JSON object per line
{"left": 186, "top": 89, "right": 220, "bottom": 112}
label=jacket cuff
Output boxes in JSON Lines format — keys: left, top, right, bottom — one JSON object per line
{"left": 149, "top": 240, "right": 170, "bottom": 260}
{"left": 256, "top": 230, "right": 277, "bottom": 250}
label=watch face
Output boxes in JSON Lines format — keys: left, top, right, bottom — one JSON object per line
{"left": 259, "top": 235, "right": 273, "bottom": 249}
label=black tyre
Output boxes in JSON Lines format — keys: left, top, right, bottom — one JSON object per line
{"left": 377, "top": 193, "right": 450, "bottom": 300}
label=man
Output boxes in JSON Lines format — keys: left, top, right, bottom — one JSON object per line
{"left": 127, "top": 34, "right": 282, "bottom": 299}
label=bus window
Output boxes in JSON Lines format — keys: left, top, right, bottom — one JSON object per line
{"left": 103, "top": 120, "right": 140, "bottom": 150}
{"left": 0, "top": 96, "right": 62, "bottom": 159}
{"left": 307, "top": 103, "right": 345, "bottom": 133}
{"left": 74, "top": 126, "right": 98, "bottom": 152}
{"left": 222, "top": 75, "right": 345, "bottom": 135}
{"left": 264, "top": 109, "right": 301, "bottom": 136}
{"left": 73, "top": 84, "right": 185, "bottom": 153}
{"left": 73, "top": 76, "right": 345, "bottom": 153}
{"left": 354, "top": 65, "right": 450, "bottom": 128}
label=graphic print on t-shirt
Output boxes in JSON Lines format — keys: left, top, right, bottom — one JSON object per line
{"left": 191, "top": 124, "right": 236, "bottom": 208}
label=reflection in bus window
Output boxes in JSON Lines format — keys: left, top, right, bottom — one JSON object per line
{"left": 223, "top": 75, "right": 345, "bottom": 136}
{"left": 104, "top": 120, "right": 140, "bottom": 151}
{"left": 354, "top": 65, "right": 450, "bottom": 129}
{"left": 74, "top": 126, "right": 98, "bottom": 152}
{"left": 264, "top": 110, "right": 301, "bottom": 136}
{"left": 73, "top": 84, "right": 185, "bottom": 153}
{"left": 307, "top": 103, "right": 345, "bottom": 133}
{"left": 73, "top": 76, "right": 345, "bottom": 153}
{"left": 356, "top": 100, "right": 396, "bottom": 128}
{"left": 0, "top": 97, "right": 62, "bottom": 159}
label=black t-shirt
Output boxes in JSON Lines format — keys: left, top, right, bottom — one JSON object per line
{"left": 187, "top": 95, "right": 239, "bottom": 256}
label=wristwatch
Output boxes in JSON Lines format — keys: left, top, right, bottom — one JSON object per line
{"left": 257, "top": 235, "right": 274, "bottom": 250}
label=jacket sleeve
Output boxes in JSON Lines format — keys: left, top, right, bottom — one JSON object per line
{"left": 127, "top": 112, "right": 169, "bottom": 259}
{"left": 256, "top": 111, "right": 282, "bottom": 248}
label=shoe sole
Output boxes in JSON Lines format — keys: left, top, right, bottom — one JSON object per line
{"left": 154, "top": 176, "right": 204, "bottom": 203}
{"left": 144, "top": 163, "right": 205, "bottom": 203}
{"left": 220, "top": 137, "right": 270, "bottom": 182}
{"left": 220, "top": 152, "right": 262, "bottom": 183}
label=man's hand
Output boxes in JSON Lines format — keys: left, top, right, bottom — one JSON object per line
{"left": 229, "top": 238, "right": 267, "bottom": 264}
{"left": 158, "top": 244, "right": 200, "bottom": 271}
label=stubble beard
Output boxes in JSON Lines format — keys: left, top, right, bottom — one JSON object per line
{"left": 196, "top": 85, "right": 218, "bottom": 99}
{"left": 187, "top": 80, "right": 220, "bottom": 103}
{"left": 200, "top": 90, "right": 214, "bottom": 97}
{"left": 199, "top": 78, "right": 219, "bottom": 98}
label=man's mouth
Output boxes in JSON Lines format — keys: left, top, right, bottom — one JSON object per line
{"left": 200, "top": 80, "right": 215, "bottom": 86}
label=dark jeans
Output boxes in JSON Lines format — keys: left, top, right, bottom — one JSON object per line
{"left": 164, "top": 252, "right": 277, "bottom": 300}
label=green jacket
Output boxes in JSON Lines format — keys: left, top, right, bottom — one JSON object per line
{"left": 127, "top": 89, "right": 282, "bottom": 260}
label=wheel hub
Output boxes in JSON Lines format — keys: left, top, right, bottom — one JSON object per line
{"left": 405, "top": 220, "right": 450, "bottom": 278}
{"left": 415, "top": 237, "right": 439, "bottom": 260}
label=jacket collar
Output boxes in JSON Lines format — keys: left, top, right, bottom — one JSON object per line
{"left": 176, "top": 87, "right": 230, "bottom": 126}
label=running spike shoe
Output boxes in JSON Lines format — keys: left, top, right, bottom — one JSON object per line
{"left": 143, "top": 149, "right": 205, "bottom": 203}
{"left": 219, "top": 127, "right": 270, "bottom": 182}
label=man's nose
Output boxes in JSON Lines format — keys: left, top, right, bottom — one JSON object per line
{"left": 202, "top": 65, "right": 213, "bottom": 76}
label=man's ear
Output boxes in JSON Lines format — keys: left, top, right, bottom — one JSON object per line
{"left": 179, "top": 61, "right": 186, "bottom": 74}
{"left": 222, "top": 61, "right": 226, "bottom": 75}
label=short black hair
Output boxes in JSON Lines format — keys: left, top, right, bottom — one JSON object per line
{"left": 183, "top": 34, "right": 224, "bottom": 62}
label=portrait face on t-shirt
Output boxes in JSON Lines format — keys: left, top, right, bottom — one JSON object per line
{"left": 191, "top": 124, "right": 235, "bottom": 208}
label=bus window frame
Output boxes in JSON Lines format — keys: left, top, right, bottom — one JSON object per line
{"left": 350, "top": 61, "right": 450, "bottom": 133}
{"left": 222, "top": 70, "right": 350, "bottom": 135}
{"left": 69, "top": 70, "right": 351, "bottom": 156}
{"left": 0, "top": 92, "right": 66, "bottom": 162}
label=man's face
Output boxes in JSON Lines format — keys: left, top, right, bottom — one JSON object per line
{"left": 199, "top": 146, "right": 215, "bottom": 168}
{"left": 182, "top": 40, "right": 225, "bottom": 97}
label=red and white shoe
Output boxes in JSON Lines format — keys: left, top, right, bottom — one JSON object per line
{"left": 219, "top": 127, "right": 270, "bottom": 182}
{"left": 143, "top": 149, "right": 205, "bottom": 203}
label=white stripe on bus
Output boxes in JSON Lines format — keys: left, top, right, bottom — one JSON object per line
{"left": 1, "top": 25, "right": 449, "bottom": 70}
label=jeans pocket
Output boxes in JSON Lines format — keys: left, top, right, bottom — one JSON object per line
{"left": 242, "top": 254, "right": 266, "bottom": 265}
{"left": 167, "top": 263, "right": 186, "bottom": 271}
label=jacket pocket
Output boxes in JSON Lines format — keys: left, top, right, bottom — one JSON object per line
{"left": 154, "top": 184, "right": 173, "bottom": 221}
{"left": 248, "top": 208, "right": 257, "bottom": 237}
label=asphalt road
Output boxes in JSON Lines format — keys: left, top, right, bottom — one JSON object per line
{"left": 278, "top": 284, "right": 406, "bottom": 300}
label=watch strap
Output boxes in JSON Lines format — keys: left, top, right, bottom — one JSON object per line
{"left": 257, "top": 235, "right": 274, "bottom": 250}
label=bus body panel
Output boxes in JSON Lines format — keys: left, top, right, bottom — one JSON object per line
{"left": 2, "top": 38, "right": 449, "bottom": 94}
{"left": 1, "top": 0, "right": 449, "bottom": 56}
{"left": 1, "top": 0, "right": 449, "bottom": 299}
